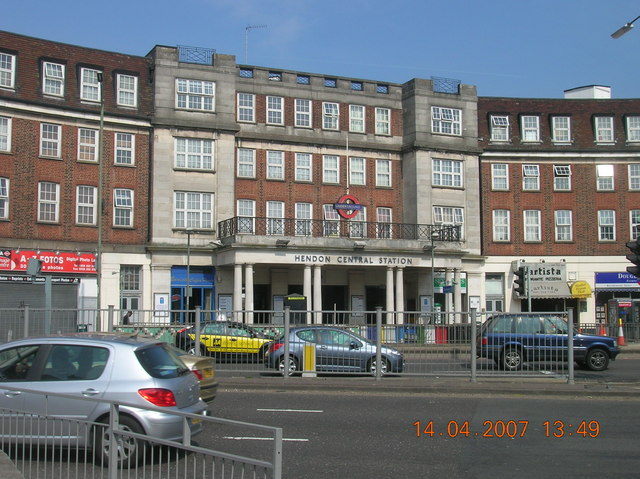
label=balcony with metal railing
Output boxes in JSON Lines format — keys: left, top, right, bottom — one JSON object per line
{"left": 217, "top": 217, "right": 460, "bottom": 244}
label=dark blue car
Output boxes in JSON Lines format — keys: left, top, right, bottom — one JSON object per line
{"left": 478, "top": 314, "right": 620, "bottom": 371}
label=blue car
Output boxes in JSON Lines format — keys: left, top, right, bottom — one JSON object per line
{"left": 265, "top": 326, "right": 405, "bottom": 376}
{"left": 478, "top": 314, "right": 620, "bottom": 371}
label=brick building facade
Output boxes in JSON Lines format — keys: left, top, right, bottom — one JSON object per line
{"left": 0, "top": 31, "right": 152, "bottom": 315}
{"left": 479, "top": 86, "right": 640, "bottom": 326}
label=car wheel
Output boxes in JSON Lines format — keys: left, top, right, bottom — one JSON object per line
{"left": 93, "top": 415, "right": 146, "bottom": 468}
{"left": 585, "top": 348, "right": 609, "bottom": 371}
{"left": 278, "top": 356, "right": 298, "bottom": 376}
{"left": 501, "top": 347, "right": 523, "bottom": 371}
{"left": 368, "top": 357, "right": 391, "bottom": 376}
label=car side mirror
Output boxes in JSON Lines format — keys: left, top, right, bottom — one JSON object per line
{"left": 349, "top": 341, "right": 359, "bottom": 350}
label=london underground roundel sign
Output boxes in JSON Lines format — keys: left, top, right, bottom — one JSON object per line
{"left": 334, "top": 194, "right": 363, "bottom": 219}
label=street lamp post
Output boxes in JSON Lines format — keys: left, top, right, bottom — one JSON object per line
{"left": 430, "top": 230, "right": 439, "bottom": 313}
{"left": 96, "top": 72, "right": 105, "bottom": 328}
{"left": 186, "top": 228, "right": 193, "bottom": 322}
{"left": 611, "top": 15, "right": 640, "bottom": 38}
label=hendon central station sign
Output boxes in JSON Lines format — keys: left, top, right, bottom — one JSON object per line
{"left": 292, "top": 254, "right": 417, "bottom": 266}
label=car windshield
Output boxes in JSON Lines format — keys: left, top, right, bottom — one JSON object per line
{"left": 136, "top": 343, "right": 190, "bottom": 379}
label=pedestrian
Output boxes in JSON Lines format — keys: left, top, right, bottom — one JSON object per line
{"left": 122, "top": 310, "right": 133, "bottom": 325}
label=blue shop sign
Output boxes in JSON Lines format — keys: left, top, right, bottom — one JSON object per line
{"left": 595, "top": 272, "right": 640, "bottom": 289}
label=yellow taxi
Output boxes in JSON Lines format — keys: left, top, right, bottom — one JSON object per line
{"left": 175, "top": 321, "right": 274, "bottom": 362}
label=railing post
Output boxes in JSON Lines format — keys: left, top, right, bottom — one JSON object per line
{"left": 195, "top": 307, "right": 201, "bottom": 353}
{"left": 375, "top": 307, "right": 382, "bottom": 382}
{"left": 470, "top": 308, "right": 477, "bottom": 383}
{"left": 567, "top": 308, "right": 575, "bottom": 384}
{"left": 283, "top": 306, "right": 290, "bottom": 379}
{"left": 23, "top": 305, "right": 29, "bottom": 338}
{"left": 273, "top": 427, "right": 283, "bottom": 479}
{"left": 107, "top": 305, "right": 114, "bottom": 333}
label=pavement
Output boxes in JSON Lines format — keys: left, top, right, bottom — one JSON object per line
{"left": 217, "top": 341, "right": 640, "bottom": 399}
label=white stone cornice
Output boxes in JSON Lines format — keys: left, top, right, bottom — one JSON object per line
{"left": 0, "top": 99, "right": 151, "bottom": 128}
{"left": 482, "top": 151, "right": 640, "bottom": 159}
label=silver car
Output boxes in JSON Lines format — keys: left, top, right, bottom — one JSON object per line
{"left": 265, "top": 326, "right": 405, "bottom": 375}
{"left": 0, "top": 333, "right": 207, "bottom": 467}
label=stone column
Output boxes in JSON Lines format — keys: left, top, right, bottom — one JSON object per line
{"left": 386, "top": 267, "right": 394, "bottom": 324}
{"left": 395, "top": 267, "right": 405, "bottom": 325}
{"left": 313, "top": 265, "right": 322, "bottom": 324}
{"left": 245, "top": 263, "right": 254, "bottom": 324}
{"left": 233, "top": 263, "right": 243, "bottom": 322}
{"left": 304, "top": 265, "right": 312, "bottom": 324}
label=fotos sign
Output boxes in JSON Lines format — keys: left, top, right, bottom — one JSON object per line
{"left": 0, "top": 250, "right": 97, "bottom": 274}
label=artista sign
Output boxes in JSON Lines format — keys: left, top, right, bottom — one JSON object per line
{"left": 0, "top": 250, "right": 97, "bottom": 274}
{"left": 525, "top": 262, "right": 570, "bottom": 298}
{"left": 334, "top": 194, "right": 363, "bottom": 219}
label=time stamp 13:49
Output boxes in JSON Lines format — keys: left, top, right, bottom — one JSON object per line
{"left": 413, "top": 420, "right": 600, "bottom": 438}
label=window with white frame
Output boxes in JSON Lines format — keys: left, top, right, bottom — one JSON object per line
{"left": 376, "top": 207, "right": 392, "bottom": 239}
{"left": 43, "top": 62, "right": 65, "bottom": 97}
{"left": 0, "top": 52, "right": 16, "bottom": 89}
{"left": 38, "top": 182, "right": 59, "bottom": 223}
{"left": 175, "top": 137, "right": 213, "bottom": 170}
{"left": 78, "top": 128, "right": 97, "bottom": 162}
{"left": 237, "top": 148, "right": 255, "bottom": 178}
{"left": 631, "top": 210, "right": 640, "bottom": 240}
{"left": 349, "top": 157, "right": 366, "bottom": 185}
{"left": 266, "top": 96, "right": 284, "bottom": 125}
{"left": 523, "top": 210, "right": 541, "bottom": 242}
{"left": 295, "top": 99, "right": 312, "bottom": 127}
{"left": 114, "top": 188, "right": 134, "bottom": 227}
{"left": 627, "top": 116, "right": 640, "bottom": 142}
{"left": 237, "top": 199, "right": 255, "bottom": 233}
{"left": 120, "top": 265, "right": 141, "bottom": 293}
{"left": 598, "top": 210, "right": 615, "bottom": 241}
{"left": 176, "top": 79, "right": 214, "bottom": 111}
{"left": 117, "top": 74, "right": 138, "bottom": 107}
{"left": 376, "top": 159, "right": 391, "bottom": 187}
{"left": 0, "top": 177, "right": 8, "bottom": 220}
{"left": 522, "top": 164, "right": 540, "bottom": 190}
{"left": 76, "top": 185, "right": 97, "bottom": 225}
{"left": 266, "top": 201, "right": 285, "bottom": 235}
{"left": 629, "top": 164, "right": 640, "bottom": 191}
{"left": 553, "top": 165, "right": 571, "bottom": 191}
{"left": 174, "top": 191, "right": 213, "bottom": 229}
{"left": 491, "top": 163, "right": 509, "bottom": 190}
{"left": 433, "top": 159, "right": 463, "bottom": 187}
{"left": 552, "top": 116, "right": 571, "bottom": 143}
{"left": 431, "top": 107, "right": 461, "bottom": 135}
{"left": 323, "top": 102, "right": 339, "bottom": 130}
{"left": 596, "top": 164, "right": 614, "bottom": 191}
{"left": 375, "top": 108, "right": 390, "bottom": 135}
{"left": 0, "top": 116, "right": 11, "bottom": 152}
{"left": 433, "top": 206, "right": 464, "bottom": 239}
{"left": 295, "top": 152, "right": 312, "bottom": 182}
{"left": 492, "top": 209, "right": 510, "bottom": 242}
{"left": 349, "top": 207, "right": 367, "bottom": 238}
{"left": 595, "top": 116, "right": 614, "bottom": 143}
{"left": 267, "top": 151, "right": 284, "bottom": 180}
{"left": 349, "top": 105, "right": 365, "bottom": 133}
{"left": 80, "top": 68, "right": 101, "bottom": 102}
{"left": 555, "top": 210, "right": 573, "bottom": 242}
{"left": 295, "top": 202, "right": 312, "bottom": 236}
{"left": 323, "top": 155, "right": 340, "bottom": 184}
{"left": 237, "top": 93, "right": 255, "bottom": 122}
{"left": 323, "top": 204, "right": 340, "bottom": 236}
{"left": 40, "top": 123, "right": 61, "bottom": 158}
{"left": 490, "top": 115, "right": 509, "bottom": 141}
{"left": 115, "top": 132, "right": 134, "bottom": 165}
{"left": 521, "top": 115, "right": 540, "bottom": 142}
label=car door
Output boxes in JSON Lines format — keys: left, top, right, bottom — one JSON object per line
{"left": 540, "top": 316, "right": 569, "bottom": 362}
{"left": 315, "top": 329, "right": 364, "bottom": 372}
{"left": 201, "top": 322, "right": 226, "bottom": 353}
{"left": 21, "top": 344, "right": 112, "bottom": 444}
{"left": 0, "top": 343, "right": 42, "bottom": 438}
{"left": 514, "top": 316, "right": 545, "bottom": 361}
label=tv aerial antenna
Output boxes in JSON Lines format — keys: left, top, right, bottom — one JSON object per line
{"left": 245, "top": 24, "right": 267, "bottom": 64}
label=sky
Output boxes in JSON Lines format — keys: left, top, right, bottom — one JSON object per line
{"left": 4, "top": 0, "right": 640, "bottom": 99}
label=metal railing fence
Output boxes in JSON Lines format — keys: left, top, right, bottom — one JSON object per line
{"left": 0, "top": 386, "right": 282, "bottom": 479}
{"left": 0, "top": 306, "right": 630, "bottom": 380}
